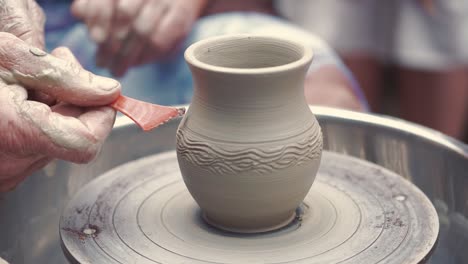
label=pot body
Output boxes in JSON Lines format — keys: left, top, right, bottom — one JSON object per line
{"left": 176, "top": 35, "right": 322, "bottom": 233}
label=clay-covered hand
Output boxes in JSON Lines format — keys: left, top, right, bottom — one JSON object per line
{"left": 0, "top": 33, "right": 121, "bottom": 192}
{"left": 0, "top": 0, "right": 45, "bottom": 48}
{"left": 71, "top": 0, "right": 208, "bottom": 77}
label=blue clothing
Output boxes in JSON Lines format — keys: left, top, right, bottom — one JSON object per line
{"left": 40, "top": 4, "right": 369, "bottom": 109}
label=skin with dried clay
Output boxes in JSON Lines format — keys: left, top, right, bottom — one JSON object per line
{"left": 0, "top": 0, "right": 121, "bottom": 192}
{"left": 0, "top": 35, "right": 120, "bottom": 192}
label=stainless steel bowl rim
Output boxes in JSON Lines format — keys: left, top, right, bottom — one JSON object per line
{"left": 115, "top": 106, "right": 467, "bottom": 156}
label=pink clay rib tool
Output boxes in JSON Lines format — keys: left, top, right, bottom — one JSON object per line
{"left": 111, "top": 95, "right": 186, "bottom": 131}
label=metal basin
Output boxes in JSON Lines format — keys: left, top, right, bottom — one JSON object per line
{"left": 1, "top": 106, "right": 467, "bottom": 264}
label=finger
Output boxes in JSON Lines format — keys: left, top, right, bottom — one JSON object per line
{"left": 15, "top": 95, "right": 116, "bottom": 163}
{"left": 28, "top": 90, "right": 57, "bottom": 106}
{"left": 77, "top": 106, "right": 116, "bottom": 150}
{"left": 0, "top": 34, "right": 120, "bottom": 106}
{"left": 71, "top": 0, "right": 88, "bottom": 19}
{"left": 102, "top": 0, "right": 145, "bottom": 67}
{"left": 47, "top": 47, "right": 116, "bottom": 161}
{"left": 135, "top": 2, "right": 185, "bottom": 65}
{"left": 151, "top": 3, "right": 192, "bottom": 56}
{"left": 112, "top": 0, "right": 145, "bottom": 40}
{"left": 86, "top": 0, "right": 114, "bottom": 43}
{"left": 1, "top": 82, "right": 114, "bottom": 167}
{"left": 51, "top": 103, "right": 116, "bottom": 149}
{"left": 51, "top": 46, "right": 81, "bottom": 65}
{"left": 28, "top": 47, "right": 82, "bottom": 105}
{"left": 133, "top": 0, "right": 168, "bottom": 38}
{"left": 110, "top": 1, "right": 166, "bottom": 75}
{"left": 48, "top": 105, "right": 116, "bottom": 163}
{"left": 110, "top": 0, "right": 168, "bottom": 75}
{"left": 111, "top": 32, "right": 146, "bottom": 77}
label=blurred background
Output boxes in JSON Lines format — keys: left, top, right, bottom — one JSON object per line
{"left": 42, "top": 0, "right": 467, "bottom": 142}
{"left": 276, "top": 0, "right": 468, "bottom": 143}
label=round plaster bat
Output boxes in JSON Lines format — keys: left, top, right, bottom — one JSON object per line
{"left": 60, "top": 151, "right": 439, "bottom": 264}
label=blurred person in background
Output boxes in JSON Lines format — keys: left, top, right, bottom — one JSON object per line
{"left": 47, "top": 0, "right": 368, "bottom": 110}
{"left": 276, "top": 0, "right": 468, "bottom": 140}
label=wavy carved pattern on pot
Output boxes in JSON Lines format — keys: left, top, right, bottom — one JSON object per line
{"left": 176, "top": 126, "right": 322, "bottom": 175}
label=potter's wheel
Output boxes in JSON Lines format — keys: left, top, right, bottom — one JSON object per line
{"left": 60, "top": 151, "right": 438, "bottom": 264}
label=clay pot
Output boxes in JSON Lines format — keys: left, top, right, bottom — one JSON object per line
{"left": 177, "top": 35, "right": 322, "bottom": 233}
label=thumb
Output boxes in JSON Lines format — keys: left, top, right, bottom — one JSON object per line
{"left": 0, "top": 33, "right": 121, "bottom": 106}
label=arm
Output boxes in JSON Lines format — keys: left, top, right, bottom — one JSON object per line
{"left": 297, "top": 32, "right": 369, "bottom": 111}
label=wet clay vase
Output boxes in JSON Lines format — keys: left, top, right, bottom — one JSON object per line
{"left": 176, "top": 35, "right": 323, "bottom": 233}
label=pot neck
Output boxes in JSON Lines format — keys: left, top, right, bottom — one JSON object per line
{"left": 189, "top": 65, "right": 308, "bottom": 112}
{"left": 183, "top": 65, "right": 315, "bottom": 142}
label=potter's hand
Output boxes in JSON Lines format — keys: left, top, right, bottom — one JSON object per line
{"left": 71, "top": 0, "right": 208, "bottom": 77}
{"left": 0, "top": 0, "right": 45, "bottom": 48}
{"left": 0, "top": 33, "right": 121, "bottom": 192}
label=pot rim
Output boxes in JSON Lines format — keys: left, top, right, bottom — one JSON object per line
{"left": 184, "top": 34, "right": 314, "bottom": 75}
